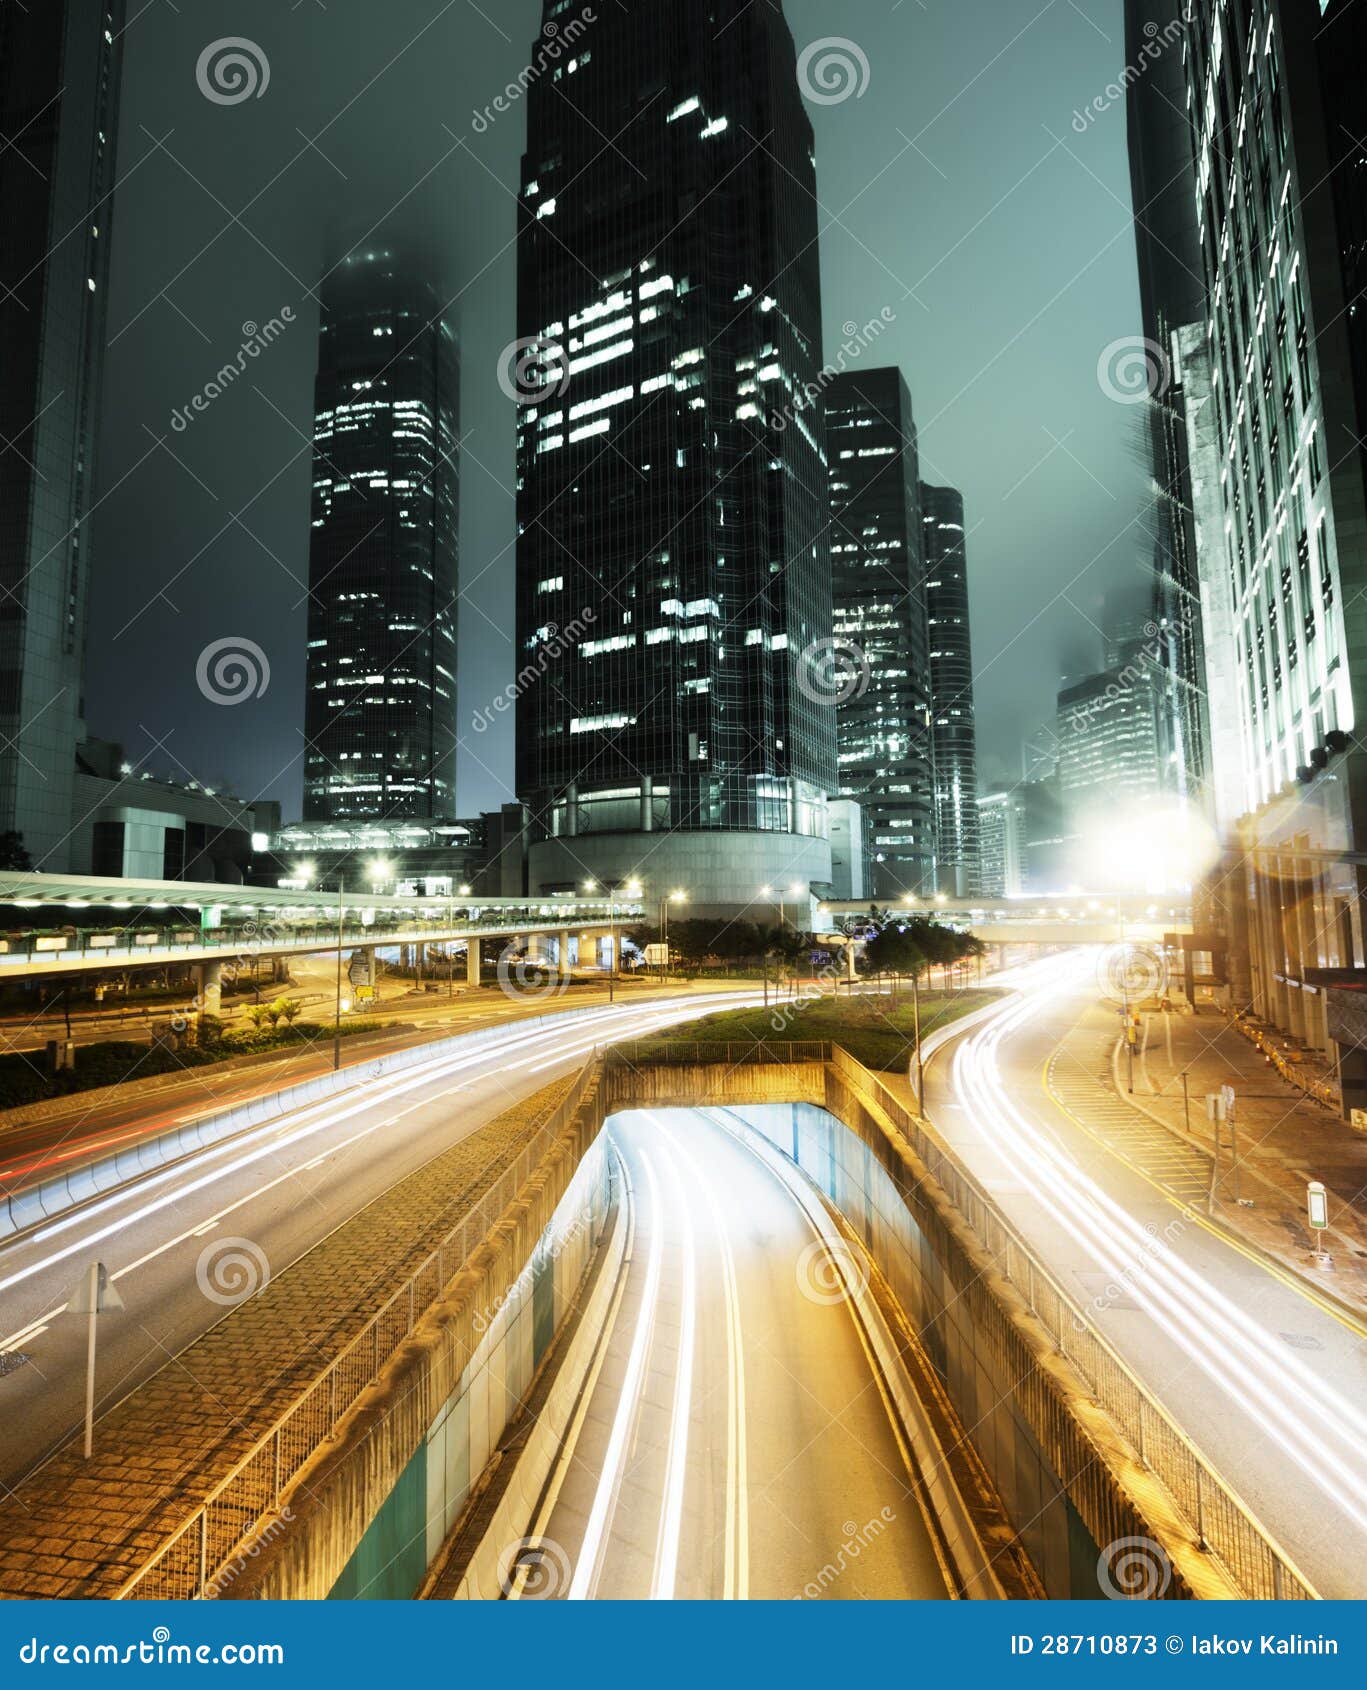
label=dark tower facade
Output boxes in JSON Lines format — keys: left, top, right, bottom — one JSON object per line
{"left": 825, "top": 370, "right": 935, "bottom": 897}
{"left": 513, "top": 0, "right": 836, "bottom": 907}
{"left": 0, "top": 1, "right": 124, "bottom": 868}
{"left": 922, "top": 484, "right": 980, "bottom": 896}
{"left": 303, "top": 250, "right": 459, "bottom": 823}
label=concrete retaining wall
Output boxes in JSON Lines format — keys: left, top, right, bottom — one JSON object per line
{"left": 228, "top": 1070, "right": 610, "bottom": 1600}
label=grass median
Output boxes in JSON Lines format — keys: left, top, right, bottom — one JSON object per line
{"left": 624, "top": 985, "right": 1003, "bottom": 1073}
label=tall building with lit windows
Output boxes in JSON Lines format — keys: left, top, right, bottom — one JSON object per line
{"left": 0, "top": 1, "right": 125, "bottom": 869}
{"left": 302, "top": 249, "right": 459, "bottom": 824}
{"left": 1178, "top": 0, "right": 1367, "bottom": 1084}
{"left": 823, "top": 369, "right": 934, "bottom": 897}
{"left": 513, "top": 0, "right": 836, "bottom": 910}
{"left": 922, "top": 484, "right": 979, "bottom": 896}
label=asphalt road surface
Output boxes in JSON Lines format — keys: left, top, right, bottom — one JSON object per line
{"left": 0, "top": 991, "right": 761, "bottom": 1488}
{"left": 923, "top": 954, "right": 1367, "bottom": 1600}
{"left": 504, "top": 1107, "right": 950, "bottom": 1601}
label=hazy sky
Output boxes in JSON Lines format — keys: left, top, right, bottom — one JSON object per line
{"left": 89, "top": 0, "right": 1149, "bottom": 816}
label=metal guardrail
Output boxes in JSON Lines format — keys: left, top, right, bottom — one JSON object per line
{"left": 114, "top": 1059, "right": 601, "bottom": 1601}
{"left": 826, "top": 1046, "right": 1317, "bottom": 1602}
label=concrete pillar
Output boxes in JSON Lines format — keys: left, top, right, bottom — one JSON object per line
{"left": 558, "top": 929, "right": 572, "bottom": 979}
{"left": 845, "top": 940, "right": 857, "bottom": 982}
{"left": 466, "top": 939, "right": 482, "bottom": 987}
{"left": 195, "top": 960, "right": 223, "bottom": 1017}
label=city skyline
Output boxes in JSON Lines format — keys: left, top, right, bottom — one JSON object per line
{"left": 74, "top": 0, "right": 1146, "bottom": 822}
{"left": 1, "top": 0, "right": 1366, "bottom": 1628}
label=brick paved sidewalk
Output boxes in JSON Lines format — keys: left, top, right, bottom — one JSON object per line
{"left": 0, "top": 1076, "right": 572, "bottom": 1599}
{"left": 1111, "top": 1006, "right": 1367, "bottom": 1316}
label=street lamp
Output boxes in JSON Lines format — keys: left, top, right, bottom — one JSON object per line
{"left": 332, "top": 876, "right": 346, "bottom": 1072}
{"left": 659, "top": 889, "right": 686, "bottom": 979}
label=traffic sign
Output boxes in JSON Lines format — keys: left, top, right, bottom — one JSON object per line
{"left": 1307, "top": 1180, "right": 1329, "bottom": 1231}
{"left": 66, "top": 1262, "right": 123, "bottom": 1316}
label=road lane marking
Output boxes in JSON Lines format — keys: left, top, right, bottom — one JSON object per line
{"left": 650, "top": 1134, "right": 696, "bottom": 1601}
{"left": 567, "top": 1138, "right": 667, "bottom": 1600}
{"left": 950, "top": 970, "right": 1367, "bottom": 1546}
{"left": 509, "top": 1146, "right": 635, "bottom": 1601}
{"left": 656, "top": 1115, "right": 748, "bottom": 1599}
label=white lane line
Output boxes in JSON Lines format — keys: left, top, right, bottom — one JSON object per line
{"left": 0, "top": 996, "right": 741, "bottom": 1339}
{"left": 655, "top": 1115, "right": 748, "bottom": 1599}
{"left": 508, "top": 1146, "right": 636, "bottom": 1601}
{"left": 650, "top": 1133, "right": 696, "bottom": 1601}
{"left": 567, "top": 1139, "right": 667, "bottom": 1601}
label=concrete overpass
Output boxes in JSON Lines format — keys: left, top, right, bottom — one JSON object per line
{"left": 0, "top": 871, "right": 644, "bottom": 1006}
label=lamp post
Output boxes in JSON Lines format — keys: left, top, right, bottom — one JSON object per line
{"left": 658, "top": 890, "right": 685, "bottom": 981}
{"left": 332, "top": 876, "right": 346, "bottom": 1073}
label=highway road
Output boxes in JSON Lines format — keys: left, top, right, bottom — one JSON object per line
{"left": 504, "top": 1107, "right": 950, "bottom": 1601}
{"left": 922, "top": 953, "right": 1367, "bottom": 1600}
{"left": 0, "top": 991, "right": 763, "bottom": 1489}
{"left": 0, "top": 980, "right": 710, "bottom": 1199}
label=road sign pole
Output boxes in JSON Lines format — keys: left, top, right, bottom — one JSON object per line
{"left": 83, "top": 1262, "right": 98, "bottom": 1460}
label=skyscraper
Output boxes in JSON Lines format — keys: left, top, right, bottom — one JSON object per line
{"left": 825, "top": 369, "right": 935, "bottom": 897}
{"left": 922, "top": 483, "right": 979, "bottom": 896}
{"left": 1179, "top": 0, "right": 1367, "bottom": 1071}
{"left": 513, "top": 0, "right": 836, "bottom": 909}
{"left": 1124, "top": 0, "right": 1211, "bottom": 816}
{"left": 302, "top": 249, "right": 459, "bottom": 824}
{"left": 0, "top": 1, "right": 124, "bottom": 869}
{"left": 976, "top": 791, "right": 1021, "bottom": 899}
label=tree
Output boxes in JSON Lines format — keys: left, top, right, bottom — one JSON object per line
{"left": 277, "top": 998, "right": 303, "bottom": 1025}
{"left": 862, "top": 924, "right": 925, "bottom": 980}
{"left": 0, "top": 831, "right": 32, "bottom": 871}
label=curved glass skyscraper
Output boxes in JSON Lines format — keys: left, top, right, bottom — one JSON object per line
{"left": 302, "top": 250, "right": 459, "bottom": 824}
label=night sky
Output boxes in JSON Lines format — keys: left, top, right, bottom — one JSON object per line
{"left": 88, "top": 0, "right": 1147, "bottom": 819}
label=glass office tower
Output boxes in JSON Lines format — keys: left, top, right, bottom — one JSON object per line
{"left": 513, "top": 0, "right": 836, "bottom": 908}
{"left": 0, "top": 1, "right": 124, "bottom": 869}
{"left": 824, "top": 369, "right": 935, "bottom": 897}
{"left": 922, "top": 483, "right": 979, "bottom": 896}
{"left": 302, "top": 249, "right": 459, "bottom": 824}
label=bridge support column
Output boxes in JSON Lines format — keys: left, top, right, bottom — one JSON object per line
{"left": 558, "top": 929, "right": 572, "bottom": 979}
{"left": 466, "top": 939, "right": 482, "bottom": 987}
{"left": 195, "top": 961, "right": 223, "bottom": 1017}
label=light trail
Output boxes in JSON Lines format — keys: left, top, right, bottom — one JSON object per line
{"left": 948, "top": 958, "right": 1367, "bottom": 1536}
{"left": 0, "top": 990, "right": 766, "bottom": 1344}
{"left": 650, "top": 1133, "right": 696, "bottom": 1601}
{"left": 567, "top": 1143, "right": 667, "bottom": 1600}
